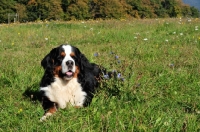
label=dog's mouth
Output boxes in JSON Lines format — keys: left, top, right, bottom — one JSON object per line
{"left": 63, "top": 70, "right": 74, "bottom": 80}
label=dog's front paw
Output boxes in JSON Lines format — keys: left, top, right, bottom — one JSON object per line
{"left": 40, "top": 112, "right": 52, "bottom": 122}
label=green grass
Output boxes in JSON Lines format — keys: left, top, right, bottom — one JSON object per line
{"left": 0, "top": 18, "right": 200, "bottom": 131}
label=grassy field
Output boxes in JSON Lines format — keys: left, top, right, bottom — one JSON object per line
{"left": 0, "top": 18, "right": 200, "bottom": 131}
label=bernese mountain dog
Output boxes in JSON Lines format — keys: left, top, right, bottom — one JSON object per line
{"left": 39, "top": 44, "right": 103, "bottom": 121}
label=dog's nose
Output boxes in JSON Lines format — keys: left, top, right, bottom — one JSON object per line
{"left": 66, "top": 60, "right": 74, "bottom": 66}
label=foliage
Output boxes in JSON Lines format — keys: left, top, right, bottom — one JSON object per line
{"left": 190, "top": 6, "right": 200, "bottom": 18}
{"left": 25, "top": 0, "right": 63, "bottom": 21}
{"left": 0, "top": 0, "right": 16, "bottom": 23}
{"left": 90, "top": 0, "right": 127, "bottom": 19}
{"left": 0, "top": 0, "right": 199, "bottom": 22}
{"left": 65, "top": 0, "right": 91, "bottom": 20}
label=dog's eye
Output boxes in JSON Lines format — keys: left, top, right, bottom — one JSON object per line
{"left": 71, "top": 55, "right": 77, "bottom": 61}
{"left": 57, "top": 56, "right": 64, "bottom": 61}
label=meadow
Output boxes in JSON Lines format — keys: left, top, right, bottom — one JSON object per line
{"left": 0, "top": 18, "right": 200, "bottom": 131}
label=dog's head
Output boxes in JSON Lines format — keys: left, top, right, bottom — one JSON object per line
{"left": 41, "top": 44, "right": 89, "bottom": 80}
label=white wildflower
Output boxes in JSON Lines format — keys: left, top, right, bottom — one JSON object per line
{"left": 195, "top": 26, "right": 198, "bottom": 31}
{"left": 164, "top": 122, "right": 169, "bottom": 126}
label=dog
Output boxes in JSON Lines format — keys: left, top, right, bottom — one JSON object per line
{"left": 39, "top": 44, "right": 105, "bottom": 121}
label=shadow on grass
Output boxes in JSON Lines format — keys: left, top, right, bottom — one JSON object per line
{"left": 22, "top": 79, "right": 123, "bottom": 103}
{"left": 22, "top": 82, "right": 42, "bottom": 102}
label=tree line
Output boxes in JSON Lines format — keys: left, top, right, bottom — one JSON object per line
{"left": 0, "top": 0, "right": 199, "bottom": 23}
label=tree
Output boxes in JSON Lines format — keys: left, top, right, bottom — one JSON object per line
{"left": 181, "top": 5, "right": 191, "bottom": 17}
{"left": 90, "top": 0, "right": 127, "bottom": 19}
{"left": 26, "top": 0, "right": 39, "bottom": 21}
{"left": 66, "top": 0, "right": 90, "bottom": 20}
{"left": 15, "top": 0, "right": 28, "bottom": 5}
{"left": 162, "top": 0, "right": 182, "bottom": 17}
{"left": 190, "top": 6, "right": 199, "bottom": 18}
{"left": 26, "top": 0, "right": 63, "bottom": 21}
{"left": 15, "top": 3, "right": 28, "bottom": 22}
{"left": 46, "top": 0, "right": 63, "bottom": 20}
{"left": 0, "top": 0, "right": 16, "bottom": 23}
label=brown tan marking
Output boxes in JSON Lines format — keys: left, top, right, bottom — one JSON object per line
{"left": 74, "top": 106, "right": 81, "bottom": 108}
{"left": 45, "top": 103, "right": 57, "bottom": 114}
{"left": 73, "top": 66, "right": 80, "bottom": 78}
{"left": 53, "top": 66, "right": 62, "bottom": 77}
{"left": 70, "top": 52, "right": 80, "bottom": 78}
{"left": 70, "top": 52, "right": 75, "bottom": 57}
{"left": 60, "top": 51, "right": 66, "bottom": 57}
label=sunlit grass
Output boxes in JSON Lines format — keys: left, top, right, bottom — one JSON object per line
{"left": 0, "top": 18, "right": 200, "bottom": 131}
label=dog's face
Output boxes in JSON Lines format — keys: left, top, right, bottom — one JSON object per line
{"left": 61, "top": 45, "right": 76, "bottom": 80}
{"left": 41, "top": 45, "right": 82, "bottom": 80}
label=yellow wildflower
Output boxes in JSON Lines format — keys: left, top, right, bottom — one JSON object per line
{"left": 18, "top": 108, "right": 23, "bottom": 113}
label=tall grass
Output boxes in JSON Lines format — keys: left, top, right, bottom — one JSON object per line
{"left": 0, "top": 18, "right": 200, "bottom": 131}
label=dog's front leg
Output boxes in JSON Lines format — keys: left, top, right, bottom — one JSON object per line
{"left": 40, "top": 96, "right": 58, "bottom": 122}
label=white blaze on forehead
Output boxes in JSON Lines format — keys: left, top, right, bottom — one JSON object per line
{"left": 61, "top": 45, "right": 76, "bottom": 74}
{"left": 62, "top": 45, "right": 72, "bottom": 55}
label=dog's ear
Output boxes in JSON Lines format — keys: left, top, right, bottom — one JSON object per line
{"left": 73, "top": 47, "right": 90, "bottom": 71}
{"left": 41, "top": 48, "right": 58, "bottom": 70}
{"left": 79, "top": 53, "right": 91, "bottom": 71}
{"left": 78, "top": 50, "right": 101, "bottom": 84}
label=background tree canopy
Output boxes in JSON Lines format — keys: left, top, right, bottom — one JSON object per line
{"left": 1, "top": 0, "right": 199, "bottom": 23}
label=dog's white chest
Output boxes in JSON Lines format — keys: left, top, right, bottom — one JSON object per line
{"left": 40, "top": 77, "right": 87, "bottom": 108}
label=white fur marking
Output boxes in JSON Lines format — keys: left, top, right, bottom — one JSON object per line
{"left": 40, "top": 77, "right": 87, "bottom": 109}
{"left": 61, "top": 45, "right": 76, "bottom": 74}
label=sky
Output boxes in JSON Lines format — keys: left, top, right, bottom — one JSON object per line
{"left": 182, "top": 0, "right": 200, "bottom": 11}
